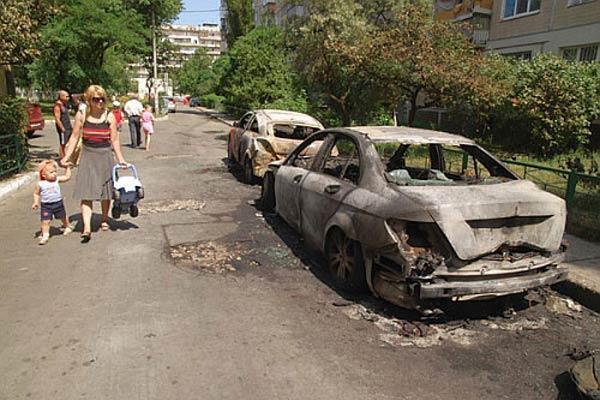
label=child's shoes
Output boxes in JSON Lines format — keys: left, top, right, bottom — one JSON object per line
{"left": 38, "top": 234, "right": 49, "bottom": 245}
{"left": 62, "top": 224, "right": 74, "bottom": 235}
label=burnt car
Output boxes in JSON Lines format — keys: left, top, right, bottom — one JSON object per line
{"left": 260, "top": 126, "right": 568, "bottom": 312}
{"left": 26, "top": 102, "right": 45, "bottom": 138}
{"left": 227, "top": 109, "right": 324, "bottom": 183}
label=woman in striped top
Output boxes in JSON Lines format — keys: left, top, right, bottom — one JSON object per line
{"left": 61, "top": 85, "right": 127, "bottom": 243}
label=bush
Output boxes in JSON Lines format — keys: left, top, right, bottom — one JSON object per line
{"left": 0, "top": 96, "right": 28, "bottom": 137}
{"left": 200, "top": 93, "right": 225, "bottom": 110}
{"left": 490, "top": 55, "right": 600, "bottom": 156}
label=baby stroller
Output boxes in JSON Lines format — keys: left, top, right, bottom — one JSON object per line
{"left": 111, "top": 163, "right": 144, "bottom": 219}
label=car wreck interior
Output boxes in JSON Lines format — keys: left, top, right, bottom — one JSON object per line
{"left": 271, "top": 124, "right": 321, "bottom": 140}
{"left": 378, "top": 143, "right": 516, "bottom": 186}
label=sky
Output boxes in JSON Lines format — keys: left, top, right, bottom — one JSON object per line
{"left": 174, "top": 0, "right": 222, "bottom": 26}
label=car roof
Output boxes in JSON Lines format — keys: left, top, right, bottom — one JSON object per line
{"left": 255, "top": 109, "right": 323, "bottom": 128}
{"left": 346, "top": 126, "right": 475, "bottom": 145}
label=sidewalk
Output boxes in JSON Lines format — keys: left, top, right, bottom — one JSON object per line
{"left": 559, "top": 234, "right": 600, "bottom": 311}
{"left": 197, "top": 106, "right": 235, "bottom": 126}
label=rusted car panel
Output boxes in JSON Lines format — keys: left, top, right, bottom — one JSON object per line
{"left": 227, "top": 109, "right": 324, "bottom": 182}
{"left": 264, "top": 126, "right": 568, "bottom": 311}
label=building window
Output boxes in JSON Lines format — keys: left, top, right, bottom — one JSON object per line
{"left": 502, "top": 0, "right": 540, "bottom": 18}
{"left": 562, "top": 45, "right": 599, "bottom": 62}
{"left": 503, "top": 51, "right": 532, "bottom": 60}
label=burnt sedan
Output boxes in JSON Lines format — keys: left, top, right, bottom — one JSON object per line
{"left": 227, "top": 109, "right": 324, "bottom": 183}
{"left": 260, "top": 126, "right": 568, "bottom": 311}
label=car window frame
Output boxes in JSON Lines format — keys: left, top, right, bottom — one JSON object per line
{"left": 239, "top": 112, "right": 254, "bottom": 130}
{"left": 284, "top": 131, "right": 330, "bottom": 170}
{"left": 315, "top": 133, "right": 363, "bottom": 186}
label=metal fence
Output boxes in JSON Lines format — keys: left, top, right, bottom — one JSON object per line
{"left": 501, "top": 159, "right": 600, "bottom": 240}
{"left": 0, "top": 134, "right": 28, "bottom": 179}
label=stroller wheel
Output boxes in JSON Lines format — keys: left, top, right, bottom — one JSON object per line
{"left": 136, "top": 187, "right": 144, "bottom": 199}
{"left": 130, "top": 204, "right": 139, "bottom": 218}
{"left": 112, "top": 205, "right": 121, "bottom": 219}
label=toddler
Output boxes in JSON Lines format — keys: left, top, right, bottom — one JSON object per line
{"left": 141, "top": 104, "right": 154, "bottom": 151}
{"left": 32, "top": 160, "right": 73, "bottom": 245}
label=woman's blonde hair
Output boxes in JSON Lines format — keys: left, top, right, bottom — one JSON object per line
{"left": 83, "top": 85, "right": 108, "bottom": 118}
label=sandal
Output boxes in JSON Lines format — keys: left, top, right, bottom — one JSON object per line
{"left": 81, "top": 232, "right": 91, "bottom": 243}
{"left": 100, "top": 221, "right": 110, "bottom": 231}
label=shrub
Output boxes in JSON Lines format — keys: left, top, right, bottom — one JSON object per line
{"left": 0, "top": 96, "right": 28, "bottom": 137}
{"left": 0, "top": 96, "right": 28, "bottom": 177}
{"left": 200, "top": 93, "right": 225, "bottom": 110}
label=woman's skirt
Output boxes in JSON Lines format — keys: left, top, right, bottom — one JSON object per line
{"left": 73, "top": 145, "right": 114, "bottom": 201}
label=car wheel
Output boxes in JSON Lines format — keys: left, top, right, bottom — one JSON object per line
{"left": 26, "top": 130, "right": 35, "bottom": 138}
{"left": 227, "top": 138, "right": 235, "bottom": 168}
{"left": 325, "top": 229, "right": 367, "bottom": 292}
{"left": 112, "top": 204, "right": 121, "bottom": 219}
{"left": 243, "top": 157, "right": 255, "bottom": 184}
{"left": 260, "top": 171, "right": 276, "bottom": 212}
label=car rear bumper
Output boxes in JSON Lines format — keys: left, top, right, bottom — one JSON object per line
{"left": 418, "top": 264, "right": 568, "bottom": 299}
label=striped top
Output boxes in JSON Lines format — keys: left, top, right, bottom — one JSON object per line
{"left": 82, "top": 112, "right": 111, "bottom": 147}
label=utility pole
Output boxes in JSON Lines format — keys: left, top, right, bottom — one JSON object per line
{"left": 152, "top": 8, "right": 160, "bottom": 114}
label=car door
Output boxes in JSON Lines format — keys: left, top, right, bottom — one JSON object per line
{"left": 232, "top": 112, "right": 253, "bottom": 163}
{"left": 299, "top": 133, "right": 362, "bottom": 249}
{"left": 275, "top": 132, "right": 329, "bottom": 231}
{"left": 240, "top": 115, "right": 260, "bottom": 162}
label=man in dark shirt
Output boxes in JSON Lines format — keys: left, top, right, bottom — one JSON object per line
{"left": 53, "top": 90, "right": 72, "bottom": 158}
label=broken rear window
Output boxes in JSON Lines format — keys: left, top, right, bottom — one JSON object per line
{"left": 375, "top": 142, "right": 515, "bottom": 186}
{"left": 270, "top": 124, "right": 321, "bottom": 140}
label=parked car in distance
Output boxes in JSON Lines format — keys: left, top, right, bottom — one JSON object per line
{"left": 26, "top": 102, "right": 45, "bottom": 138}
{"left": 189, "top": 97, "right": 200, "bottom": 107}
{"left": 227, "top": 109, "right": 324, "bottom": 183}
{"left": 260, "top": 126, "right": 568, "bottom": 313}
{"left": 165, "top": 97, "right": 176, "bottom": 113}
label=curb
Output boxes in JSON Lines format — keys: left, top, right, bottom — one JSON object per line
{"left": 0, "top": 171, "right": 36, "bottom": 202}
{"left": 554, "top": 280, "right": 600, "bottom": 313}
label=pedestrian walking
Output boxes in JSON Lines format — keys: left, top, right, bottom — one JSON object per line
{"left": 141, "top": 104, "right": 155, "bottom": 151}
{"left": 53, "top": 90, "right": 72, "bottom": 159}
{"left": 124, "top": 95, "right": 144, "bottom": 148}
{"left": 32, "top": 160, "right": 74, "bottom": 245}
{"left": 112, "top": 101, "right": 124, "bottom": 133}
{"left": 61, "top": 85, "right": 128, "bottom": 243}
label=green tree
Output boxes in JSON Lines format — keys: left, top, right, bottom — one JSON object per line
{"left": 25, "top": 0, "right": 148, "bottom": 92}
{"left": 219, "top": 26, "right": 308, "bottom": 114}
{"left": 491, "top": 55, "right": 600, "bottom": 156}
{"left": 174, "top": 49, "right": 215, "bottom": 96}
{"left": 290, "top": 0, "right": 378, "bottom": 125}
{"left": 224, "top": 0, "right": 254, "bottom": 49}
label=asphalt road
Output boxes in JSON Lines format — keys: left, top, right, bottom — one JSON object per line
{"left": 1, "top": 108, "right": 599, "bottom": 400}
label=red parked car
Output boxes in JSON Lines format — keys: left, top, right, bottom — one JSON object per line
{"left": 26, "top": 102, "right": 45, "bottom": 138}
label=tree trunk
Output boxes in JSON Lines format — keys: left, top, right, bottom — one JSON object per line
{"left": 407, "top": 89, "right": 420, "bottom": 127}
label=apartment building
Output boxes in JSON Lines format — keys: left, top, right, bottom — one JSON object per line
{"left": 252, "top": 0, "right": 309, "bottom": 26}
{"left": 163, "top": 23, "right": 222, "bottom": 67}
{"left": 436, "top": 0, "right": 600, "bottom": 60}
{"left": 487, "top": 0, "right": 600, "bottom": 60}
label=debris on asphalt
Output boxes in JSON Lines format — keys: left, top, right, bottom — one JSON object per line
{"left": 170, "top": 241, "right": 239, "bottom": 273}
{"left": 140, "top": 199, "right": 206, "bottom": 215}
{"left": 480, "top": 317, "right": 547, "bottom": 331}
{"left": 545, "top": 292, "right": 583, "bottom": 315}
{"left": 340, "top": 303, "right": 478, "bottom": 348}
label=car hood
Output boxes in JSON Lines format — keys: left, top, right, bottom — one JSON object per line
{"left": 391, "top": 180, "right": 566, "bottom": 260}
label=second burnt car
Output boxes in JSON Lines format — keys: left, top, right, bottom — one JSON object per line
{"left": 260, "top": 126, "right": 568, "bottom": 312}
{"left": 227, "top": 109, "right": 324, "bottom": 183}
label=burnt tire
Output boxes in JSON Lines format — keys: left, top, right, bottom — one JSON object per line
{"left": 325, "top": 229, "right": 367, "bottom": 292}
{"left": 130, "top": 204, "right": 139, "bottom": 218}
{"left": 243, "top": 157, "right": 255, "bottom": 185}
{"left": 112, "top": 205, "right": 121, "bottom": 219}
{"left": 227, "top": 138, "right": 235, "bottom": 167}
{"left": 260, "top": 171, "right": 276, "bottom": 212}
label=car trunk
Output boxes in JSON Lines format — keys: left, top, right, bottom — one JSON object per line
{"left": 393, "top": 180, "right": 566, "bottom": 260}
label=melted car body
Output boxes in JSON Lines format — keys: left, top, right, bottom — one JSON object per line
{"left": 262, "top": 126, "right": 568, "bottom": 311}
